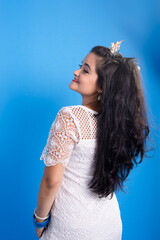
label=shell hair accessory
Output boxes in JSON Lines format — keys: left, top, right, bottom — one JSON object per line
{"left": 109, "top": 40, "right": 124, "bottom": 54}
{"left": 109, "top": 40, "right": 141, "bottom": 71}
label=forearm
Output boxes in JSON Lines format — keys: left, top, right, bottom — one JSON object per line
{"left": 36, "top": 179, "right": 60, "bottom": 222}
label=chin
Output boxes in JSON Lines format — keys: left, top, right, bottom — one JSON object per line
{"left": 69, "top": 84, "right": 79, "bottom": 94}
{"left": 68, "top": 82, "right": 73, "bottom": 89}
{"left": 69, "top": 82, "right": 76, "bottom": 90}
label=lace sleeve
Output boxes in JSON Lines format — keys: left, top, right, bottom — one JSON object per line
{"left": 40, "top": 107, "right": 80, "bottom": 167}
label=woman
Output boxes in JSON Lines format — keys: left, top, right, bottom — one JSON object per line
{"left": 33, "top": 41, "right": 150, "bottom": 239}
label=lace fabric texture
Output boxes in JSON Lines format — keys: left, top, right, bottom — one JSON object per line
{"left": 39, "top": 105, "right": 122, "bottom": 240}
{"left": 40, "top": 107, "right": 80, "bottom": 167}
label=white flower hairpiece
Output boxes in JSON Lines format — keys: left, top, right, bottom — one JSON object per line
{"left": 109, "top": 40, "right": 141, "bottom": 71}
{"left": 109, "top": 40, "right": 124, "bottom": 54}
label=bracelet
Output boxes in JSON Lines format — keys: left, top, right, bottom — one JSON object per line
{"left": 33, "top": 213, "right": 51, "bottom": 228}
{"left": 34, "top": 208, "right": 51, "bottom": 220}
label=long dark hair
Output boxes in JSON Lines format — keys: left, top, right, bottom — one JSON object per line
{"left": 87, "top": 46, "right": 153, "bottom": 199}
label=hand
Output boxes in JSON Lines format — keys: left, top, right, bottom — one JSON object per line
{"left": 36, "top": 227, "right": 46, "bottom": 238}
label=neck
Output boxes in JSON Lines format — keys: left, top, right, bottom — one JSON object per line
{"left": 82, "top": 100, "right": 101, "bottom": 112}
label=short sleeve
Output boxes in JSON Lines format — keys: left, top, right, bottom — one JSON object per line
{"left": 40, "top": 107, "right": 80, "bottom": 167}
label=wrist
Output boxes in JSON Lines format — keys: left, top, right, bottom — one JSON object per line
{"left": 33, "top": 214, "right": 51, "bottom": 229}
{"left": 33, "top": 208, "right": 51, "bottom": 228}
{"left": 33, "top": 208, "right": 51, "bottom": 229}
{"left": 35, "top": 217, "right": 46, "bottom": 223}
{"left": 34, "top": 208, "right": 51, "bottom": 221}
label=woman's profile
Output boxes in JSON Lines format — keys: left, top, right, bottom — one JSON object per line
{"left": 33, "top": 40, "right": 151, "bottom": 239}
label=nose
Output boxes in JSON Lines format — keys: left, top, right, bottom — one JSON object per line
{"left": 73, "top": 68, "right": 80, "bottom": 77}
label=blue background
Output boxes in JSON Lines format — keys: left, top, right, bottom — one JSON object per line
{"left": 0, "top": 0, "right": 160, "bottom": 239}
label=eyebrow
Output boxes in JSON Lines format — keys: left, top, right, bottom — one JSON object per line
{"left": 81, "top": 61, "right": 91, "bottom": 71}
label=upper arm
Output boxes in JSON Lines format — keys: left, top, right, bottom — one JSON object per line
{"left": 40, "top": 107, "right": 79, "bottom": 187}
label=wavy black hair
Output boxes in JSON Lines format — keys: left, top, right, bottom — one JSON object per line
{"left": 87, "top": 46, "right": 153, "bottom": 199}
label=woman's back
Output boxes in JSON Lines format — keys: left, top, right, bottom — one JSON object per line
{"left": 39, "top": 105, "right": 122, "bottom": 240}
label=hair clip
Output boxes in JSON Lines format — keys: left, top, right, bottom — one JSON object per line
{"left": 110, "top": 40, "right": 124, "bottom": 54}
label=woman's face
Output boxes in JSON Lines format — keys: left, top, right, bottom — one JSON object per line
{"left": 69, "top": 52, "right": 101, "bottom": 103}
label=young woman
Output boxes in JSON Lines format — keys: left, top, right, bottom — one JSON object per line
{"left": 33, "top": 41, "right": 151, "bottom": 239}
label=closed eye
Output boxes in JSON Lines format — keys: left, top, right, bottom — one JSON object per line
{"left": 78, "top": 64, "right": 88, "bottom": 73}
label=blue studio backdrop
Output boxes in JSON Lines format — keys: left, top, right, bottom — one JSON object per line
{"left": 0, "top": 1, "right": 159, "bottom": 239}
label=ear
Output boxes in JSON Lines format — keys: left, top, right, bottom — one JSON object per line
{"left": 97, "top": 89, "right": 102, "bottom": 93}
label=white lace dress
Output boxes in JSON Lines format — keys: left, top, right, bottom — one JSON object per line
{"left": 39, "top": 105, "right": 122, "bottom": 240}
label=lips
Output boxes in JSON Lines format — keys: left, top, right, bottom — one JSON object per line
{"left": 73, "top": 78, "right": 79, "bottom": 83}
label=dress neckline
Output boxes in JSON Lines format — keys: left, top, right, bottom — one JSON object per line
{"left": 76, "top": 105, "right": 98, "bottom": 114}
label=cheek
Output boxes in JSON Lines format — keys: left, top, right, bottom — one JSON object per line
{"left": 79, "top": 78, "right": 97, "bottom": 93}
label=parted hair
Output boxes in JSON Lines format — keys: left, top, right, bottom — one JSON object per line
{"left": 87, "top": 46, "right": 152, "bottom": 199}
